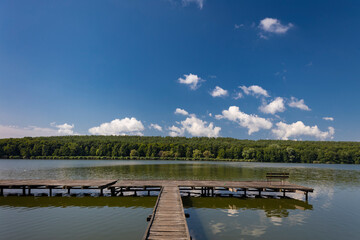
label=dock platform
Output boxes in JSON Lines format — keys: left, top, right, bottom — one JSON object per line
{"left": 0, "top": 179, "right": 313, "bottom": 240}
{"left": 143, "top": 185, "right": 191, "bottom": 240}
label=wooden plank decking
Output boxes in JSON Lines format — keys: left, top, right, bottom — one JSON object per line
{"left": 143, "top": 185, "right": 191, "bottom": 240}
{"left": 0, "top": 179, "right": 314, "bottom": 240}
{"left": 0, "top": 179, "right": 117, "bottom": 188}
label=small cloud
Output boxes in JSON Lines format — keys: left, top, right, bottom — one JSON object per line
{"left": 88, "top": 117, "right": 144, "bottom": 136}
{"left": 0, "top": 122, "right": 76, "bottom": 138}
{"left": 178, "top": 73, "right": 204, "bottom": 90}
{"left": 323, "top": 117, "right": 334, "bottom": 121}
{"left": 169, "top": 112, "right": 221, "bottom": 137}
{"left": 210, "top": 86, "right": 228, "bottom": 97}
{"left": 259, "top": 18, "right": 294, "bottom": 34}
{"left": 259, "top": 97, "right": 286, "bottom": 115}
{"left": 168, "top": 125, "right": 185, "bottom": 137}
{"left": 306, "top": 61, "right": 313, "bottom": 67}
{"left": 181, "top": 116, "right": 221, "bottom": 137}
{"left": 149, "top": 123, "right": 163, "bottom": 131}
{"left": 239, "top": 85, "right": 270, "bottom": 97}
{"left": 55, "top": 123, "right": 75, "bottom": 135}
{"left": 288, "top": 97, "right": 311, "bottom": 111}
{"left": 175, "top": 108, "right": 189, "bottom": 116}
{"left": 234, "top": 24, "right": 244, "bottom": 29}
{"left": 182, "top": 0, "right": 204, "bottom": 9}
{"left": 233, "top": 92, "right": 243, "bottom": 100}
{"left": 216, "top": 106, "right": 272, "bottom": 135}
{"left": 272, "top": 121, "right": 334, "bottom": 140}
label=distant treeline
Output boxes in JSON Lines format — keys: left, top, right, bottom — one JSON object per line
{"left": 0, "top": 136, "right": 359, "bottom": 164}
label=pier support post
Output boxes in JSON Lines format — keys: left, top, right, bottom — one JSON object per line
{"left": 0, "top": 188, "right": 3, "bottom": 196}
{"left": 100, "top": 188, "right": 104, "bottom": 196}
{"left": 283, "top": 189, "right": 286, "bottom": 197}
{"left": 244, "top": 189, "right": 247, "bottom": 197}
{"left": 305, "top": 191, "right": 308, "bottom": 201}
{"left": 22, "top": 187, "right": 26, "bottom": 196}
{"left": 211, "top": 187, "right": 214, "bottom": 197}
{"left": 28, "top": 188, "right": 31, "bottom": 195}
{"left": 49, "top": 188, "right": 53, "bottom": 197}
{"left": 148, "top": 190, "right": 150, "bottom": 196}
{"left": 110, "top": 187, "right": 115, "bottom": 196}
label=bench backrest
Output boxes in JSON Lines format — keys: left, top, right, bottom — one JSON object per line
{"left": 266, "top": 172, "right": 290, "bottom": 178}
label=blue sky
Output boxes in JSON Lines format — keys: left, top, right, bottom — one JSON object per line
{"left": 1, "top": 0, "right": 360, "bottom": 140}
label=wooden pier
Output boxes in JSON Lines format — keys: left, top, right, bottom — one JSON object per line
{"left": 0, "top": 179, "right": 313, "bottom": 240}
{"left": 143, "top": 185, "right": 191, "bottom": 240}
{"left": 0, "top": 179, "right": 117, "bottom": 196}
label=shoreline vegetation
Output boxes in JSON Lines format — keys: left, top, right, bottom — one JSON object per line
{"left": 0, "top": 136, "right": 359, "bottom": 164}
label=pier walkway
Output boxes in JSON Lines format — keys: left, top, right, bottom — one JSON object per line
{"left": 143, "top": 185, "right": 191, "bottom": 240}
{"left": 0, "top": 179, "right": 313, "bottom": 240}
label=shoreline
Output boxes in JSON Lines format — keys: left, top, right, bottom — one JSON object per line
{"left": 1, "top": 156, "right": 358, "bottom": 165}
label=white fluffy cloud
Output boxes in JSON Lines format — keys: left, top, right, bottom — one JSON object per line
{"left": 0, "top": 123, "right": 76, "bottom": 138}
{"left": 216, "top": 106, "right": 272, "bottom": 135}
{"left": 149, "top": 123, "right": 163, "bottom": 131}
{"left": 169, "top": 115, "right": 221, "bottom": 137}
{"left": 182, "top": 0, "right": 204, "bottom": 9}
{"left": 323, "top": 117, "right": 334, "bottom": 121}
{"left": 239, "top": 85, "right": 269, "bottom": 97}
{"left": 178, "top": 73, "right": 203, "bottom": 90}
{"left": 175, "top": 108, "right": 189, "bottom": 116}
{"left": 272, "top": 121, "right": 335, "bottom": 140}
{"left": 168, "top": 125, "right": 185, "bottom": 137}
{"left": 88, "top": 117, "right": 144, "bottom": 136}
{"left": 259, "top": 18, "right": 293, "bottom": 34}
{"left": 259, "top": 97, "right": 286, "bottom": 114}
{"left": 182, "top": 116, "right": 221, "bottom": 137}
{"left": 210, "top": 86, "right": 228, "bottom": 97}
{"left": 53, "top": 123, "right": 75, "bottom": 135}
{"left": 288, "top": 97, "right": 311, "bottom": 111}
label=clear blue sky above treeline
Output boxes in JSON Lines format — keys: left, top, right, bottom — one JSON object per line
{"left": 1, "top": 0, "right": 359, "bottom": 141}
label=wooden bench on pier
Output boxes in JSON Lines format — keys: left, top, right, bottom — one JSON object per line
{"left": 266, "top": 172, "right": 289, "bottom": 185}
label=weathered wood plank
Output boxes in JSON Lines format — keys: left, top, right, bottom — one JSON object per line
{"left": 143, "top": 185, "right": 191, "bottom": 240}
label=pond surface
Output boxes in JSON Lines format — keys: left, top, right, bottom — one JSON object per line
{"left": 0, "top": 159, "right": 359, "bottom": 240}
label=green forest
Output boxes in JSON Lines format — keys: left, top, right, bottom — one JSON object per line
{"left": 0, "top": 136, "right": 359, "bottom": 164}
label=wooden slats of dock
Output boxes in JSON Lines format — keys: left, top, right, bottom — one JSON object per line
{"left": 144, "top": 185, "right": 190, "bottom": 240}
{"left": 0, "top": 179, "right": 314, "bottom": 240}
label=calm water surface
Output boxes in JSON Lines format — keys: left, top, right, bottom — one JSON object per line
{"left": 0, "top": 159, "right": 359, "bottom": 240}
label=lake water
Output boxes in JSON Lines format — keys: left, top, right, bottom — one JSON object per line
{"left": 0, "top": 159, "right": 359, "bottom": 240}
